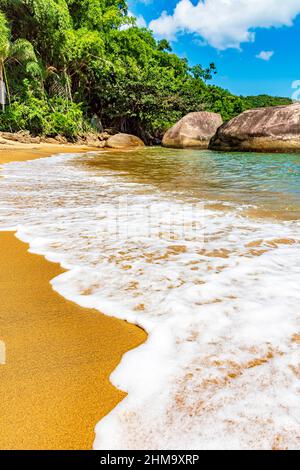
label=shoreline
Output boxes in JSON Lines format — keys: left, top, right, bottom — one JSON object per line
{"left": 0, "top": 141, "right": 98, "bottom": 164}
{"left": 0, "top": 147, "right": 147, "bottom": 450}
{"left": 1, "top": 143, "right": 300, "bottom": 449}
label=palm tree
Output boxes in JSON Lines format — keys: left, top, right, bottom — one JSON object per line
{"left": 0, "top": 11, "right": 41, "bottom": 112}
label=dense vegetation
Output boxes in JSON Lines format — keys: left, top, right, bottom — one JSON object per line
{"left": 0, "top": 1, "right": 292, "bottom": 142}
{"left": 242, "top": 95, "right": 292, "bottom": 110}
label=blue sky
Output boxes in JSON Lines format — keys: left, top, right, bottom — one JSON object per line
{"left": 128, "top": 0, "right": 300, "bottom": 98}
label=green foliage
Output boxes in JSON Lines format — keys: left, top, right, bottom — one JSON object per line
{"left": 157, "top": 39, "right": 172, "bottom": 52}
{"left": 190, "top": 63, "right": 217, "bottom": 81}
{"left": 66, "top": 0, "right": 128, "bottom": 31}
{"left": 201, "top": 85, "right": 245, "bottom": 121}
{"left": 242, "top": 94, "right": 292, "bottom": 109}
{"left": 0, "top": 91, "right": 85, "bottom": 138}
{"left": 2, "top": 0, "right": 72, "bottom": 66}
{"left": 0, "top": 1, "right": 293, "bottom": 142}
{"left": 0, "top": 11, "right": 9, "bottom": 59}
{"left": 48, "top": 97, "right": 84, "bottom": 137}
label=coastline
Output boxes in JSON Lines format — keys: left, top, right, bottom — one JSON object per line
{"left": 0, "top": 147, "right": 147, "bottom": 450}
{"left": 0, "top": 141, "right": 97, "bottom": 164}
{"left": 2, "top": 143, "right": 300, "bottom": 449}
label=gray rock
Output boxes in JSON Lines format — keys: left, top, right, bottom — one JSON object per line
{"left": 162, "top": 112, "right": 223, "bottom": 149}
{"left": 209, "top": 103, "right": 300, "bottom": 152}
{"left": 106, "top": 133, "right": 145, "bottom": 149}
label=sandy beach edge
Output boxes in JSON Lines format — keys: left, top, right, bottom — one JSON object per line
{"left": 0, "top": 141, "right": 97, "bottom": 164}
{"left": 0, "top": 145, "right": 147, "bottom": 449}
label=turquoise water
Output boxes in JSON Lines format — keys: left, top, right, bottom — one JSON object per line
{"left": 85, "top": 148, "right": 300, "bottom": 219}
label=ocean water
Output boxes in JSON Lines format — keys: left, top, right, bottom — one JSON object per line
{"left": 0, "top": 148, "right": 300, "bottom": 450}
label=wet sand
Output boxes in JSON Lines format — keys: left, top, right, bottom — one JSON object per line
{"left": 0, "top": 143, "right": 95, "bottom": 164}
{"left": 0, "top": 148, "right": 146, "bottom": 449}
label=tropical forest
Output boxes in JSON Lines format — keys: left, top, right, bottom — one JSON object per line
{"left": 0, "top": 0, "right": 292, "bottom": 143}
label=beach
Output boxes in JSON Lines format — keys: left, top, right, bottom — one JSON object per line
{"left": 1, "top": 0, "right": 299, "bottom": 453}
{"left": 1, "top": 145, "right": 300, "bottom": 450}
{"left": 0, "top": 141, "right": 94, "bottom": 164}
{"left": 0, "top": 146, "right": 146, "bottom": 450}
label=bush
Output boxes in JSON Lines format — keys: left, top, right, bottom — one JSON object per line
{"left": 0, "top": 96, "right": 86, "bottom": 139}
{"left": 47, "top": 98, "right": 85, "bottom": 138}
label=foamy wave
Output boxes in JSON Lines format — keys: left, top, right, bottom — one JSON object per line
{"left": 0, "top": 152, "right": 300, "bottom": 450}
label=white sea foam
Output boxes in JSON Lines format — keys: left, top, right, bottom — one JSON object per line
{"left": 0, "top": 152, "right": 300, "bottom": 449}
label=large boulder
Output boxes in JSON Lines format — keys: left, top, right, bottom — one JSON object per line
{"left": 162, "top": 112, "right": 223, "bottom": 149}
{"left": 209, "top": 103, "right": 300, "bottom": 152}
{"left": 106, "top": 133, "right": 145, "bottom": 149}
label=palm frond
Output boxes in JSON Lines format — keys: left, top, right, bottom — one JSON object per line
{"left": 9, "top": 38, "right": 38, "bottom": 64}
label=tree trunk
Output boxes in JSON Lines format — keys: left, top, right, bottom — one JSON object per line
{"left": 0, "top": 63, "right": 5, "bottom": 112}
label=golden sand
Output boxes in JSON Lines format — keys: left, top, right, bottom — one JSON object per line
{"left": 0, "top": 143, "right": 95, "bottom": 164}
{"left": 0, "top": 147, "right": 147, "bottom": 449}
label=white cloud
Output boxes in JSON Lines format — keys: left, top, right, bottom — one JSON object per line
{"left": 256, "top": 50, "right": 274, "bottom": 61}
{"left": 135, "top": 14, "right": 147, "bottom": 28}
{"left": 149, "top": 0, "right": 300, "bottom": 50}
